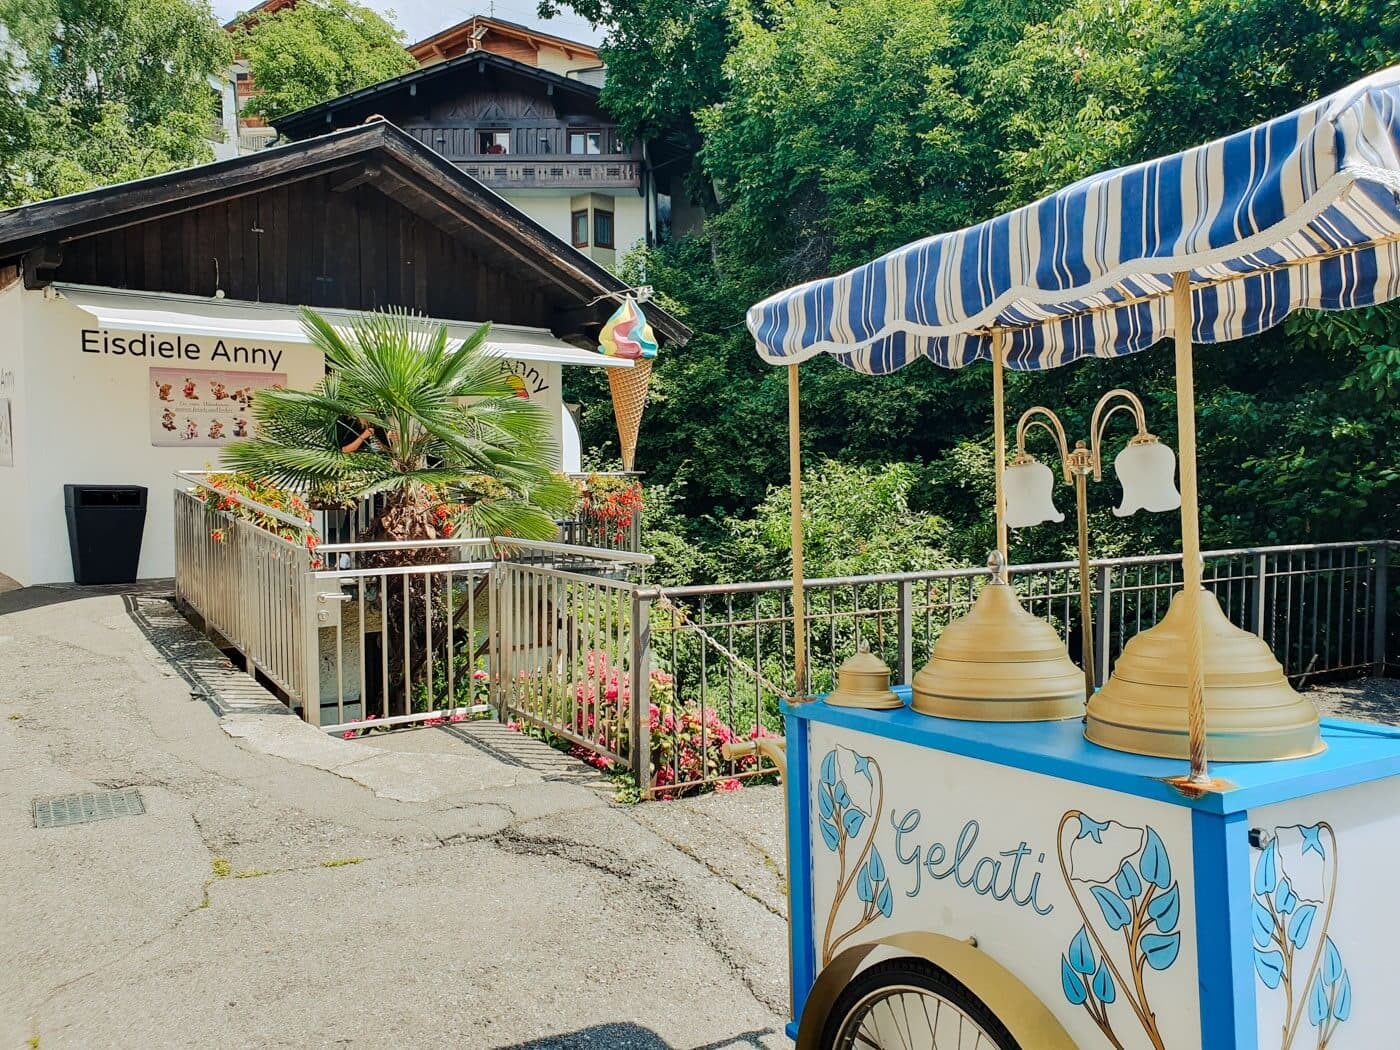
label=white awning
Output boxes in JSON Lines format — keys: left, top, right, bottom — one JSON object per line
{"left": 53, "top": 283, "right": 633, "bottom": 369}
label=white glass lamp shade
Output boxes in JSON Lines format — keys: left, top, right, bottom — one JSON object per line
{"left": 1113, "top": 439, "right": 1182, "bottom": 517}
{"left": 1004, "top": 457, "right": 1065, "bottom": 529}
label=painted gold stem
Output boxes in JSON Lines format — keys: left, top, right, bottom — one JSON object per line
{"left": 1056, "top": 812, "right": 1158, "bottom": 1046}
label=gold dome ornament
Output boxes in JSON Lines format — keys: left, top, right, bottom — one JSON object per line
{"left": 1086, "top": 589, "right": 1324, "bottom": 761}
{"left": 824, "top": 643, "right": 902, "bottom": 709}
{"left": 911, "top": 552, "right": 1086, "bottom": 722}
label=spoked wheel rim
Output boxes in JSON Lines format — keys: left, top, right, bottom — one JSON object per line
{"left": 832, "top": 983, "right": 1001, "bottom": 1050}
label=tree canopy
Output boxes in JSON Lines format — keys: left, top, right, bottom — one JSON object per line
{"left": 0, "top": 0, "right": 232, "bottom": 206}
{"left": 557, "top": 0, "right": 1400, "bottom": 583}
{"left": 234, "top": 0, "right": 417, "bottom": 121}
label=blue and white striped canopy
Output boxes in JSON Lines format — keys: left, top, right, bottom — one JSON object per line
{"left": 748, "top": 67, "right": 1400, "bottom": 374}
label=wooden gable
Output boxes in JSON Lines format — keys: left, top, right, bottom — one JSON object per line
{"left": 0, "top": 122, "right": 690, "bottom": 347}
{"left": 52, "top": 174, "right": 549, "bottom": 326}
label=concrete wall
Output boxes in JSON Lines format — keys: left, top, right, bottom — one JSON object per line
{"left": 8, "top": 289, "right": 325, "bottom": 584}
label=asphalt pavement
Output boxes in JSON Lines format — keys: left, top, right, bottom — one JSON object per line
{"left": 0, "top": 585, "right": 791, "bottom": 1049}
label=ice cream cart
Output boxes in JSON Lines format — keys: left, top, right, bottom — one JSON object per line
{"left": 737, "top": 68, "right": 1400, "bottom": 1049}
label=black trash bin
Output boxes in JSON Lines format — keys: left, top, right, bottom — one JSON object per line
{"left": 64, "top": 485, "right": 148, "bottom": 585}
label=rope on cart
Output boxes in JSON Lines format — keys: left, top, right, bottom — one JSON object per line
{"left": 651, "top": 592, "right": 794, "bottom": 705}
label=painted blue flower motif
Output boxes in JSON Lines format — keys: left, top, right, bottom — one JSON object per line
{"left": 1249, "top": 822, "right": 1351, "bottom": 1046}
{"left": 817, "top": 747, "right": 874, "bottom": 855}
{"left": 1056, "top": 812, "right": 1180, "bottom": 1049}
{"left": 1076, "top": 814, "right": 1110, "bottom": 843}
{"left": 815, "top": 748, "right": 890, "bottom": 966}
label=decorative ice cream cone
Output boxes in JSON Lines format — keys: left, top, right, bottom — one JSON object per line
{"left": 607, "top": 358, "right": 652, "bottom": 472}
{"left": 597, "top": 296, "right": 659, "bottom": 470}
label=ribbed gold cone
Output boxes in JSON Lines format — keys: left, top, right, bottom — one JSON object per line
{"left": 912, "top": 581, "right": 1086, "bottom": 722}
{"left": 1086, "top": 589, "right": 1323, "bottom": 761}
{"left": 826, "top": 645, "right": 902, "bottom": 709}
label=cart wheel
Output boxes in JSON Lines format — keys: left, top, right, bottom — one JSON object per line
{"left": 820, "top": 957, "right": 1020, "bottom": 1050}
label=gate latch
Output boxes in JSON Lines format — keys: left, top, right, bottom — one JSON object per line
{"left": 316, "top": 589, "right": 351, "bottom": 627}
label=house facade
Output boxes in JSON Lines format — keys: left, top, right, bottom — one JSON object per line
{"left": 0, "top": 122, "right": 688, "bottom": 585}
{"left": 272, "top": 51, "right": 674, "bottom": 261}
{"left": 408, "top": 15, "right": 605, "bottom": 83}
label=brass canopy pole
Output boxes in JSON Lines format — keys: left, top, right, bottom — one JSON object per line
{"left": 788, "top": 363, "right": 808, "bottom": 700}
{"left": 991, "top": 328, "right": 1009, "bottom": 562}
{"left": 1072, "top": 462, "right": 1096, "bottom": 697}
{"left": 1172, "top": 272, "right": 1209, "bottom": 782}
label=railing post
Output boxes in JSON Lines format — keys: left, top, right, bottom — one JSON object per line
{"left": 1251, "top": 551, "right": 1268, "bottom": 639}
{"left": 629, "top": 590, "right": 653, "bottom": 798}
{"left": 493, "top": 559, "right": 512, "bottom": 720}
{"left": 300, "top": 567, "right": 321, "bottom": 728}
{"left": 896, "top": 579, "right": 915, "bottom": 685}
{"left": 1374, "top": 542, "right": 1390, "bottom": 676}
{"left": 1094, "top": 565, "right": 1112, "bottom": 688}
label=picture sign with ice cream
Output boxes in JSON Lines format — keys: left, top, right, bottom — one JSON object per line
{"left": 597, "top": 296, "right": 658, "bottom": 471}
{"left": 149, "top": 367, "right": 285, "bottom": 448}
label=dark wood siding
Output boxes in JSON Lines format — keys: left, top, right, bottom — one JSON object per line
{"left": 51, "top": 175, "right": 551, "bottom": 326}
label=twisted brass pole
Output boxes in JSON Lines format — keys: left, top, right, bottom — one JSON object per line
{"left": 1172, "top": 272, "right": 1209, "bottom": 783}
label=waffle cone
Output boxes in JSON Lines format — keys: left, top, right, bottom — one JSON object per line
{"left": 607, "top": 358, "right": 652, "bottom": 471}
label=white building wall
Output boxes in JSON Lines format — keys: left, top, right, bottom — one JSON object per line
{"left": 499, "top": 190, "right": 647, "bottom": 267}
{"left": 208, "top": 73, "right": 240, "bottom": 162}
{"left": 0, "top": 280, "right": 32, "bottom": 585}
{"left": 10, "top": 289, "right": 325, "bottom": 584}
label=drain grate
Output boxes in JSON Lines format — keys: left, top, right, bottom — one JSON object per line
{"left": 32, "top": 788, "right": 145, "bottom": 829}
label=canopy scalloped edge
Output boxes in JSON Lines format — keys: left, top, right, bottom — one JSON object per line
{"left": 746, "top": 66, "right": 1400, "bottom": 374}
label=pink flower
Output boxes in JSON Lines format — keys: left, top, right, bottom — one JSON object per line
{"left": 341, "top": 730, "right": 356, "bottom": 740}
{"left": 716, "top": 778, "right": 742, "bottom": 793}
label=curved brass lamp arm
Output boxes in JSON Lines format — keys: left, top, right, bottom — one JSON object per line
{"left": 1089, "top": 388, "right": 1151, "bottom": 481}
{"left": 1015, "top": 407, "right": 1072, "bottom": 482}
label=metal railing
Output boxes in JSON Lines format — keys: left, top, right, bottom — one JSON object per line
{"left": 640, "top": 540, "right": 1394, "bottom": 794}
{"left": 496, "top": 558, "right": 648, "bottom": 770}
{"left": 174, "top": 481, "right": 1394, "bottom": 797}
{"left": 174, "top": 484, "right": 318, "bottom": 704}
{"left": 309, "top": 537, "right": 498, "bottom": 732}
{"left": 320, "top": 472, "right": 643, "bottom": 553}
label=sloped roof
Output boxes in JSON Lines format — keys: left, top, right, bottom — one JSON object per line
{"left": 272, "top": 50, "right": 604, "bottom": 141}
{"left": 0, "top": 120, "right": 689, "bottom": 346}
{"left": 408, "top": 14, "right": 600, "bottom": 63}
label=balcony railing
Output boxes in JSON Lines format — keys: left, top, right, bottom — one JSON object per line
{"left": 402, "top": 127, "right": 641, "bottom": 189}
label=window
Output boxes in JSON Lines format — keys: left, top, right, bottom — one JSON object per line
{"left": 478, "top": 129, "right": 510, "bottom": 155}
{"left": 568, "top": 130, "right": 602, "bottom": 155}
{"left": 571, "top": 210, "right": 589, "bottom": 248}
{"left": 593, "top": 208, "right": 615, "bottom": 250}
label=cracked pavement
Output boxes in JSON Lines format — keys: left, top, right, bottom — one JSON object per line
{"left": 0, "top": 586, "right": 791, "bottom": 1049}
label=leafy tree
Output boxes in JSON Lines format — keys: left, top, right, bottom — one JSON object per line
{"left": 717, "top": 459, "right": 950, "bottom": 581}
{"left": 234, "top": 0, "right": 416, "bottom": 121}
{"left": 581, "top": 0, "right": 1400, "bottom": 582}
{"left": 223, "top": 309, "right": 577, "bottom": 545}
{"left": 537, "top": 0, "right": 738, "bottom": 185}
{"left": 0, "top": 0, "right": 231, "bottom": 205}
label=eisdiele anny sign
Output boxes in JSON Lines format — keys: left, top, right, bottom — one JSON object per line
{"left": 82, "top": 329, "right": 288, "bottom": 372}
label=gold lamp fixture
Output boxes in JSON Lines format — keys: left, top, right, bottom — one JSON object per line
{"left": 911, "top": 551, "right": 1086, "bottom": 722}
{"left": 1086, "top": 588, "right": 1323, "bottom": 761}
{"left": 1003, "top": 389, "right": 1181, "bottom": 697}
{"left": 825, "top": 643, "right": 903, "bottom": 709}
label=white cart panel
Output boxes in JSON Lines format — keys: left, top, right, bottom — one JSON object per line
{"left": 1247, "top": 777, "right": 1400, "bottom": 1049}
{"left": 808, "top": 721, "right": 1200, "bottom": 1050}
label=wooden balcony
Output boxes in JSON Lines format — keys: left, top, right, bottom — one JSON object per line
{"left": 458, "top": 158, "right": 641, "bottom": 190}
{"left": 403, "top": 127, "right": 642, "bottom": 190}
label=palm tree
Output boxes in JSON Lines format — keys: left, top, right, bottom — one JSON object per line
{"left": 223, "top": 307, "right": 577, "bottom": 548}
{"left": 223, "top": 308, "right": 579, "bottom": 717}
